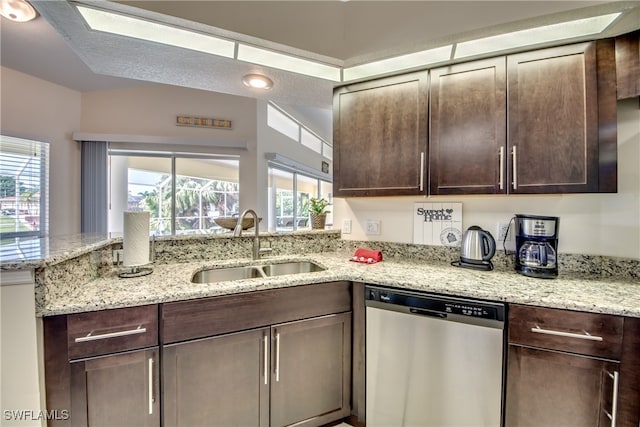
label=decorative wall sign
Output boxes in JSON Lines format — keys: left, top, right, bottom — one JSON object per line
{"left": 321, "top": 161, "right": 330, "bottom": 174}
{"left": 413, "top": 202, "right": 463, "bottom": 247}
{"left": 176, "top": 116, "right": 232, "bottom": 129}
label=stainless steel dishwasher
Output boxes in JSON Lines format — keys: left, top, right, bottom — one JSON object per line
{"left": 366, "top": 285, "right": 506, "bottom": 427}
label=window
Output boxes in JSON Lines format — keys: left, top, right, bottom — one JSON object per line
{"left": 268, "top": 165, "right": 331, "bottom": 232}
{"left": 267, "top": 102, "right": 333, "bottom": 161}
{"left": 0, "top": 135, "right": 49, "bottom": 238}
{"left": 108, "top": 150, "right": 239, "bottom": 235}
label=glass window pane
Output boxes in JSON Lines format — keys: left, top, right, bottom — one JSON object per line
{"left": 322, "top": 143, "right": 333, "bottom": 160}
{"left": 0, "top": 135, "right": 49, "bottom": 238}
{"left": 296, "top": 174, "right": 318, "bottom": 230}
{"left": 175, "top": 158, "right": 239, "bottom": 234}
{"left": 268, "top": 167, "right": 294, "bottom": 232}
{"left": 301, "top": 128, "right": 322, "bottom": 153}
{"left": 111, "top": 156, "right": 173, "bottom": 235}
{"left": 267, "top": 104, "right": 300, "bottom": 141}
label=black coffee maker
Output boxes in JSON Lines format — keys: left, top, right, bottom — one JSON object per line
{"left": 514, "top": 214, "right": 559, "bottom": 278}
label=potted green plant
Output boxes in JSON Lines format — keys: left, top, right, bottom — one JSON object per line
{"left": 309, "top": 197, "right": 330, "bottom": 229}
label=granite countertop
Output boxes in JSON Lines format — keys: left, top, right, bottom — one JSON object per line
{"left": 41, "top": 252, "right": 640, "bottom": 318}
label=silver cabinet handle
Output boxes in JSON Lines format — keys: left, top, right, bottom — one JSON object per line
{"left": 275, "top": 332, "right": 281, "bottom": 382}
{"left": 148, "top": 357, "right": 154, "bottom": 415}
{"left": 531, "top": 325, "right": 603, "bottom": 341}
{"left": 498, "top": 146, "right": 505, "bottom": 190}
{"left": 511, "top": 145, "right": 517, "bottom": 189}
{"left": 263, "top": 335, "right": 269, "bottom": 385}
{"left": 74, "top": 325, "right": 146, "bottom": 343}
{"left": 603, "top": 371, "right": 619, "bottom": 426}
{"left": 419, "top": 152, "right": 425, "bottom": 192}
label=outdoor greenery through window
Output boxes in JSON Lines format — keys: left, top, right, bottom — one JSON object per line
{"left": 0, "top": 135, "right": 49, "bottom": 239}
{"left": 108, "top": 151, "right": 239, "bottom": 235}
{"left": 268, "top": 166, "right": 332, "bottom": 232}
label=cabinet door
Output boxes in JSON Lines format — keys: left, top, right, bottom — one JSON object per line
{"left": 162, "top": 328, "right": 270, "bottom": 427}
{"left": 615, "top": 30, "right": 640, "bottom": 99}
{"left": 507, "top": 42, "right": 600, "bottom": 193}
{"left": 69, "top": 348, "right": 159, "bottom": 427}
{"left": 506, "top": 345, "right": 620, "bottom": 427}
{"left": 270, "top": 312, "right": 352, "bottom": 427}
{"left": 429, "top": 57, "right": 507, "bottom": 194}
{"left": 333, "top": 72, "right": 428, "bottom": 197}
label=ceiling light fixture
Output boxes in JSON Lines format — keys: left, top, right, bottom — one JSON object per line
{"left": 76, "top": 5, "right": 235, "bottom": 58}
{"left": 455, "top": 12, "right": 622, "bottom": 59}
{"left": 0, "top": 0, "right": 37, "bottom": 22}
{"left": 238, "top": 44, "right": 342, "bottom": 82}
{"left": 343, "top": 45, "right": 453, "bottom": 81}
{"left": 242, "top": 74, "right": 273, "bottom": 90}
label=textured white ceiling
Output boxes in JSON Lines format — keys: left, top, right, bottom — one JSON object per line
{"left": 2, "top": 0, "right": 639, "bottom": 110}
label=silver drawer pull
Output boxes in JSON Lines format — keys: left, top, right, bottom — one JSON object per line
{"left": 531, "top": 325, "right": 603, "bottom": 341}
{"left": 605, "top": 371, "right": 619, "bottom": 426}
{"left": 74, "top": 325, "right": 147, "bottom": 343}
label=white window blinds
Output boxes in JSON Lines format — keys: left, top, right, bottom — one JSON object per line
{"left": 0, "top": 135, "right": 49, "bottom": 238}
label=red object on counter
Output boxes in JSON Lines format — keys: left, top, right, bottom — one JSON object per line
{"left": 350, "top": 248, "right": 383, "bottom": 264}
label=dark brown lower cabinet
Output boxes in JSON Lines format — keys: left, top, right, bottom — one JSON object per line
{"left": 163, "top": 328, "right": 270, "bottom": 427}
{"left": 162, "top": 312, "right": 352, "bottom": 427}
{"left": 69, "top": 348, "right": 160, "bottom": 427}
{"left": 505, "top": 345, "right": 619, "bottom": 427}
{"left": 270, "top": 313, "right": 352, "bottom": 427}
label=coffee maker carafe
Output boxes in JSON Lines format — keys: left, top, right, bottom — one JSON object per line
{"left": 514, "top": 214, "right": 559, "bottom": 278}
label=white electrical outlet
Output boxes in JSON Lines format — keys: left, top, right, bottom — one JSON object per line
{"left": 365, "top": 220, "right": 381, "bottom": 235}
{"left": 112, "top": 249, "right": 123, "bottom": 264}
{"left": 496, "top": 222, "right": 515, "bottom": 251}
{"left": 342, "top": 219, "right": 352, "bottom": 234}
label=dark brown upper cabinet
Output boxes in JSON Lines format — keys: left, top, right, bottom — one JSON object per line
{"left": 333, "top": 71, "right": 428, "bottom": 197}
{"left": 429, "top": 57, "right": 507, "bottom": 195}
{"left": 507, "top": 41, "right": 617, "bottom": 194}
{"left": 430, "top": 41, "right": 617, "bottom": 196}
{"left": 615, "top": 30, "right": 640, "bottom": 99}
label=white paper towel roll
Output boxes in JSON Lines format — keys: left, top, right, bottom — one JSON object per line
{"left": 123, "top": 211, "right": 150, "bottom": 267}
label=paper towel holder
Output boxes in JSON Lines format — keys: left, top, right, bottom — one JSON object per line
{"left": 118, "top": 235, "right": 155, "bottom": 278}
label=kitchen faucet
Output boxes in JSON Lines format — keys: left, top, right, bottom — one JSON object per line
{"left": 232, "top": 209, "right": 271, "bottom": 260}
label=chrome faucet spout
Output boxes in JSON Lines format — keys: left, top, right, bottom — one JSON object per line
{"left": 233, "top": 209, "right": 270, "bottom": 260}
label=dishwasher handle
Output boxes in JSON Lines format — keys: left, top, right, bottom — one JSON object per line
{"left": 409, "top": 308, "right": 447, "bottom": 319}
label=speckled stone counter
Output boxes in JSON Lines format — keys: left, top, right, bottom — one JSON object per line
{"left": 3, "top": 231, "right": 638, "bottom": 318}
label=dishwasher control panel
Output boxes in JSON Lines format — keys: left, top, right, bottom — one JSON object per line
{"left": 366, "top": 287, "right": 505, "bottom": 321}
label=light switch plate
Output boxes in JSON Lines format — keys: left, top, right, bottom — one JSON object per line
{"left": 342, "top": 219, "right": 352, "bottom": 234}
{"left": 365, "top": 220, "right": 381, "bottom": 235}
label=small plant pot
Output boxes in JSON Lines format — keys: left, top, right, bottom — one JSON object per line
{"left": 310, "top": 213, "right": 327, "bottom": 230}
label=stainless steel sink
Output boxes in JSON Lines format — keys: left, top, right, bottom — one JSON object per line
{"left": 262, "top": 261, "right": 325, "bottom": 276}
{"left": 191, "top": 261, "right": 325, "bottom": 284}
{"left": 191, "top": 265, "right": 266, "bottom": 284}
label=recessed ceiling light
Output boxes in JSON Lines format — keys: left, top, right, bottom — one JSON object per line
{"left": 455, "top": 12, "right": 622, "bottom": 59}
{"left": 0, "top": 0, "right": 37, "bottom": 22}
{"left": 238, "top": 44, "right": 342, "bottom": 82}
{"left": 76, "top": 5, "right": 235, "bottom": 58}
{"left": 242, "top": 74, "right": 273, "bottom": 90}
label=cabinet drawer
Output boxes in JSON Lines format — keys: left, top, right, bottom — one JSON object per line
{"left": 162, "top": 281, "right": 352, "bottom": 344}
{"left": 67, "top": 305, "right": 158, "bottom": 360}
{"left": 508, "top": 304, "right": 623, "bottom": 360}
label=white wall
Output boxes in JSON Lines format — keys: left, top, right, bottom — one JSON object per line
{"left": 334, "top": 98, "right": 640, "bottom": 259}
{"left": 0, "top": 272, "right": 43, "bottom": 427}
{"left": 0, "top": 67, "right": 82, "bottom": 236}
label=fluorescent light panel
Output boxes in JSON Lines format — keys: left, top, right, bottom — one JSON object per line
{"left": 76, "top": 5, "right": 235, "bottom": 58}
{"left": 455, "top": 13, "right": 621, "bottom": 59}
{"left": 238, "top": 44, "right": 342, "bottom": 82}
{"left": 343, "top": 45, "right": 452, "bottom": 81}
